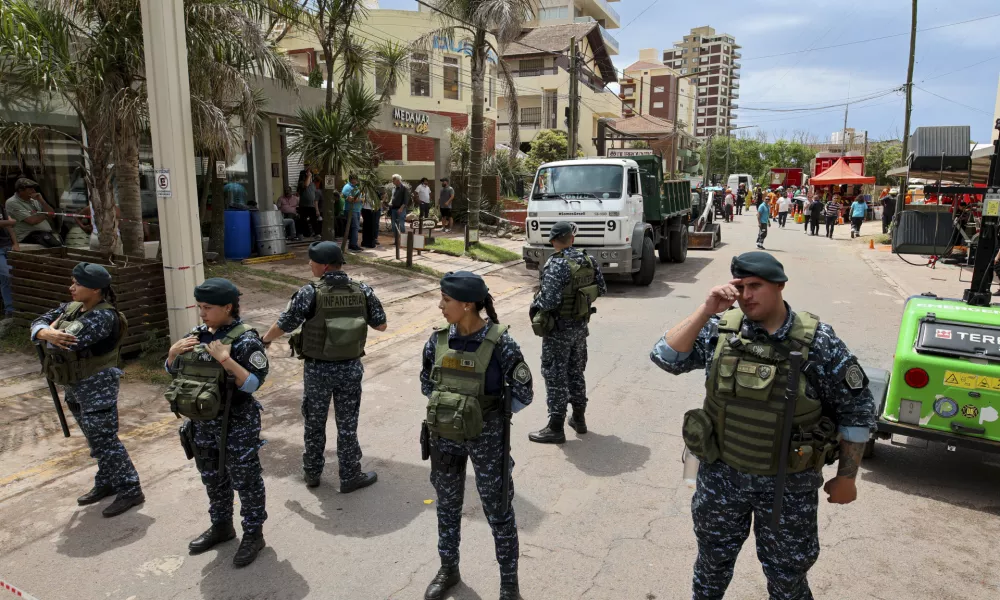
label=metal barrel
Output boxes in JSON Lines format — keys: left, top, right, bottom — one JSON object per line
{"left": 255, "top": 210, "right": 287, "bottom": 256}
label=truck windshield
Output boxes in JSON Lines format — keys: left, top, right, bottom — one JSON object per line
{"left": 532, "top": 165, "right": 623, "bottom": 199}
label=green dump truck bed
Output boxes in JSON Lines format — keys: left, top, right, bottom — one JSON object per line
{"left": 633, "top": 155, "right": 693, "bottom": 223}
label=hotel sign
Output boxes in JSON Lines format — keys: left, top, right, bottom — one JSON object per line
{"left": 393, "top": 107, "right": 430, "bottom": 135}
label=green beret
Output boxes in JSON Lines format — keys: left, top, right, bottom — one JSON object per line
{"left": 731, "top": 251, "right": 787, "bottom": 283}
{"left": 548, "top": 221, "right": 577, "bottom": 241}
{"left": 308, "top": 241, "right": 344, "bottom": 265}
{"left": 72, "top": 262, "right": 111, "bottom": 289}
{"left": 440, "top": 271, "right": 488, "bottom": 303}
{"left": 194, "top": 278, "right": 240, "bottom": 305}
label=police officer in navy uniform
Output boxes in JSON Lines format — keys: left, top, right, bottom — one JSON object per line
{"left": 166, "top": 278, "right": 269, "bottom": 567}
{"left": 650, "top": 252, "right": 876, "bottom": 600}
{"left": 528, "top": 221, "right": 606, "bottom": 444}
{"left": 420, "top": 271, "right": 533, "bottom": 600}
{"left": 32, "top": 262, "right": 144, "bottom": 517}
{"left": 261, "top": 241, "right": 387, "bottom": 491}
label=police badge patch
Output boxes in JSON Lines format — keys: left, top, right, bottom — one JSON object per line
{"left": 845, "top": 364, "right": 865, "bottom": 390}
{"left": 513, "top": 362, "right": 531, "bottom": 384}
{"left": 249, "top": 351, "right": 268, "bottom": 370}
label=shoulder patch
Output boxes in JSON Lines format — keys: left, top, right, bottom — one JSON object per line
{"left": 513, "top": 362, "right": 532, "bottom": 385}
{"left": 844, "top": 363, "right": 865, "bottom": 390}
{"left": 249, "top": 351, "right": 268, "bottom": 370}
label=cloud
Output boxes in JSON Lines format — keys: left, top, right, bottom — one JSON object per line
{"left": 739, "top": 14, "right": 810, "bottom": 34}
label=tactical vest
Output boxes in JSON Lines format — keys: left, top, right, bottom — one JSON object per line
{"left": 555, "top": 250, "right": 599, "bottom": 320}
{"left": 295, "top": 280, "right": 368, "bottom": 361}
{"left": 164, "top": 323, "right": 249, "bottom": 421}
{"left": 682, "top": 308, "right": 839, "bottom": 476}
{"left": 42, "top": 301, "right": 127, "bottom": 385}
{"left": 425, "top": 323, "right": 508, "bottom": 442}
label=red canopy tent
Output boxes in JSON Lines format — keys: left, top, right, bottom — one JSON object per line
{"left": 810, "top": 158, "right": 875, "bottom": 185}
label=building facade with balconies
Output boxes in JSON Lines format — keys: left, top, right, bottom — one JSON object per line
{"left": 662, "top": 26, "right": 740, "bottom": 141}
{"left": 620, "top": 49, "right": 695, "bottom": 136}
{"left": 497, "top": 22, "right": 620, "bottom": 157}
{"left": 526, "top": 0, "right": 621, "bottom": 55}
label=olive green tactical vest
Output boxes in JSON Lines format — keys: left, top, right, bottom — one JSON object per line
{"left": 425, "top": 323, "right": 508, "bottom": 442}
{"left": 164, "top": 323, "right": 249, "bottom": 420}
{"left": 42, "top": 301, "right": 127, "bottom": 385}
{"left": 298, "top": 280, "right": 368, "bottom": 361}
{"left": 700, "top": 308, "right": 831, "bottom": 476}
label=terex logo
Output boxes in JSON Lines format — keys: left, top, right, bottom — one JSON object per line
{"left": 935, "top": 329, "right": 952, "bottom": 340}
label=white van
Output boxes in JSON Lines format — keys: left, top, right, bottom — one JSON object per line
{"left": 726, "top": 173, "right": 754, "bottom": 191}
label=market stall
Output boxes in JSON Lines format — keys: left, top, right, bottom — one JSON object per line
{"left": 808, "top": 157, "right": 876, "bottom": 221}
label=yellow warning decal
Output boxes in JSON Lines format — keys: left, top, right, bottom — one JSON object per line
{"left": 943, "top": 370, "right": 1000, "bottom": 391}
{"left": 985, "top": 199, "right": 1000, "bottom": 217}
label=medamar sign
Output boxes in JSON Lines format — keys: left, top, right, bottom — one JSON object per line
{"left": 393, "top": 108, "right": 430, "bottom": 135}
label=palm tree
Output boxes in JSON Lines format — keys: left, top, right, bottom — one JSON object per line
{"left": 420, "top": 0, "right": 534, "bottom": 243}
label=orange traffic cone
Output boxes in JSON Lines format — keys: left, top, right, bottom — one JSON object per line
{"left": 869, "top": 239, "right": 875, "bottom": 250}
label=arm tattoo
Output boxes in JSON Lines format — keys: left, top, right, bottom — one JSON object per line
{"left": 837, "top": 440, "right": 865, "bottom": 479}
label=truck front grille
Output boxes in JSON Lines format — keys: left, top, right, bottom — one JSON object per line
{"left": 537, "top": 219, "right": 606, "bottom": 240}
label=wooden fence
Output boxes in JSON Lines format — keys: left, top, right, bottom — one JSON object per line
{"left": 8, "top": 248, "right": 168, "bottom": 356}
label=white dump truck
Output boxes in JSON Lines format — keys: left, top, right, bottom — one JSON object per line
{"left": 521, "top": 156, "right": 695, "bottom": 286}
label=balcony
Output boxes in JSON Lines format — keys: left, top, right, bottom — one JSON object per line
{"left": 731, "top": 90, "right": 739, "bottom": 99}
{"left": 576, "top": 0, "right": 620, "bottom": 28}
{"left": 733, "top": 51, "right": 741, "bottom": 59}
{"left": 509, "top": 66, "right": 559, "bottom": 77}
{"left": 733, "top": 62, "right": 741, "bottom": 69}
{"left": 732, "top": 82, "right": 739, "bottom": 89}
{"left": 730, "top": 103, "right": 738, "bottom": 110}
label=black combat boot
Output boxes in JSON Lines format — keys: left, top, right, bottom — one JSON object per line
{"left": 188, "top": 521, "right": 237, "bottom": 555}
{"left": 499, "top": 583, "right": 520, "bottom": 600}
{"left": 424, "top": 565, "right": 461, "bottom": 600}
{"left": 341, "top": 471, "right": 378, "bottom": 493}
{"left": 233, "top": 532, "right": 265, "bottom": 567}
{"left": 304, "top": 472, "right": 321, "bottom": 488}
{"left": 568, "top": 407, "right": 588, "bottom": 435}
{"left": 77, "top": 485, "right": 114, "bottom": 506}
{"left": 102, "top": 491, "right": 145, "bottom": 517}
{"left": 528, "top": 416, "right": 566, "bottom": 444}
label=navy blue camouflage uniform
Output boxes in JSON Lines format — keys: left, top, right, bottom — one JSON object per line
{"left": 420, "top": 320, "right": 534, "bottom": 586}
{"left": 168, "top": 321, "right": 269, "bottom": 536}
{"left": 531, "top": 247, "right": 607, "bottom": 419}
{"left": 32, "top": 304, "right": 142, "bottom": 499}
{"left": 277, "top": 271, "right": 386, "bottom": 483}
{"left": 650, "top": 304, "right": 876, "bottom": 600}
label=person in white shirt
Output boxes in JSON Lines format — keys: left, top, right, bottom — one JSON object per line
{"left": 416, "top": 177, "right": 432, "bottom": 221}
{"left": 723, "top": 189, "right": 735, "bottom": 223}
{"left": 776, "top": 196, "right": 791, "bottom": 228}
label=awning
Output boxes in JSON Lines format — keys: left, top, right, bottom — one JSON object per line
{"left": 810, "top": 158, "right": 876, "bottom": 185}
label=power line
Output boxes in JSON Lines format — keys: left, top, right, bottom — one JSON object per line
{"left": 920, "top": 53, "right": 1000, "bottom": 82}
{"left": 913, "top": 85, "right": 993, "bottom": 116}
{"left": 739, "top": 87, "right": 903, "bottom": 112}
{"left": 740, "top": 11, "right": 1000, "bottom": 61}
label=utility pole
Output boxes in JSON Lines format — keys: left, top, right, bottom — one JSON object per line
{"left": 567, "top": 37, "right": 579, "bottom": 159}
{"left": 705, "top": 136, "right": 713, "bottom": 186}
{"left": 724, "top": 127, "right": 732, "bottom": 184}
{"left": 899, "top": 0, "right": 918, "bottom": 217}
{"left": 841, "top": 102, "right": 850, "bottom": 155}
{"left": 140, "top": 0, "right": 203, "bottom": 340}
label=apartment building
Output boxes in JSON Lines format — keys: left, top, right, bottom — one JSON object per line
{"left": 497, "top": 22, "right": 620, "bottom": 157}
{"left": 525, "top": 0, "right": 621, "bottom": 56}
{"left": 662, "top": 26, "right": 741, "bottom": 140}
{"left": 620, "top": 49, "right": 695, "bottom": 135}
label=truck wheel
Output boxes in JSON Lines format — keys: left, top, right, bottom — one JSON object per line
{"left": 658, "top": 235, "right": 671, "bottom": 263}
{"left": 632, "top": 236, "right": 655, "bottom": 286}
{"left": 863, "top": 437, "right": 876, "bottom": 459}
{"left": 670, "top": 229, "right": 688, "bottom": 263}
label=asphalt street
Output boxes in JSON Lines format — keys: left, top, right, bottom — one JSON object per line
{"left": 2, "top": 213, "right": 1000, "bottom": 600}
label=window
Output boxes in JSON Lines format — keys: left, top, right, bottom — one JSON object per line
{"left": 653, "top": 101, "right": 664, "bottom": 108}
{"left": 622, "top": 87, "right": 634, "bottom": 95}
{"left": 681, "top": 68, "right": 688, "bottom": 75}
{"left": 532, "top": 165, "right": 624, "bottom": 198}
{"left": 520, "top": 107, "right": 541, "bottom": 127}
{"left": 653, "top": 86, "right": 664, "bottom": 93}
{"left": 443, "top": 56, "right": 460, "bottom": 100}
{"left": 538, "top": 6, "right": 568, "bottom": 20}
{"left": 627, "top": 169, "right": 640, "bottom": 196}
{"left": 519, "top": 58, "right": 545, "bottom": 77}
{"left": 410, "top": 53, "right": 430, "bottom": 97}
{"left": 374, "top": 62, "right": 397, "bottom": 97}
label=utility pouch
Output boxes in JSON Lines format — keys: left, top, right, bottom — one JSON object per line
{"left": 179, "top": 421, "right": 195, "bottom": 460}
{"left": 420, "top": 421, "right": 431, "bottom": 461}
{"left": 682, "top": 408, "right": 720, "bottom": 464}
{"left": 288, "top": 332, "right": 304, "bottom": 359}
{"left": 426, "top": 390, "right": 484, "bottom": 442}
{"left": 576, "top": 284, "right": 600, "bottom": 320}
{"left": 164, "top": 378, "right": 224, "bottom": 421}
{"left": 531, "top": 311, "right": 555, "bottom": 337}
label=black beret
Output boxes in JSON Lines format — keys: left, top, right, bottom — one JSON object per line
{"left": 194, "top": 278, "right": 240, "bottom": 306}
{"left": 308, "top": 241, "right": 344, "bottom": 265}
{"left": 440, "top": 271, "right": 488, "bottom": 303}
{"left": 731, "top": 252, "right": 787, "bottom": 283}
{"left": 72, "top": 262, "right": 111, "bottom": 289}
{"left": 548, "top": 221, "right": 576, "bottom": 241}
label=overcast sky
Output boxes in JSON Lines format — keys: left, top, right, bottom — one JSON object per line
{"left": 379, "top": 0, "right": 1000, "bottom": 143}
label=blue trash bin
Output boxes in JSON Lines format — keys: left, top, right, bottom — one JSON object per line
{"left": 224, "top": 209, "right": 252, "bottom": 260}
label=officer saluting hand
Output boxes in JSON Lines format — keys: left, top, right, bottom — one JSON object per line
{"left": 650, "top": 252, "right": 875, "bottom": 600}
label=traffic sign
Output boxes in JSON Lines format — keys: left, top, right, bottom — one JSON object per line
{"left": 155, "top": 169, "right": 172, "bottom": 198}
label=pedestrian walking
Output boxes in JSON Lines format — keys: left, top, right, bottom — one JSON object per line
{"left": 419, "top": 271, "right": 533, "bottom": 600}
{"left": 776, "top": 195, "right": 790, "bottom": 228}
{"left": 528, "top": 221, "right": 607, "bottom": 444}
{"left": 389, "top": 174, "right": 409, "bottom": 235}
{"left": 849, "top": 196, "right": 867, "bottom": 239}
{"left": 756, "top": 199, "right": 770, "bottom": 249}
{"left": 808, "top": 196, "right": 824, "bottom": 236}
{"left": 881, "top": 191, "right": 896, "bottom": 235}
{"left": 735, "top": 183, "right": 746, "bottom": 216}
{"left": 825, "top": 196, "right": 841, "bottom": 238}
{"left": 650, "top": 251, "right": 875, "bottom": 600}
{"left": 341, "top": 174, "right": 363, "bottom": 251}
{"left": 416, "top": 177, "right": 432, "bottom": 221}
{"left": 723, "top": 189, "right": 735, "bottom": 223}
{"left": 261, "top": 242, "right": 386, "bottom": 491}
{"left": 361, "top": 189, "right": 380, "bottom": 248}
{"left": 439, "top": 178, "right": 455, "bottom": 233}
{"left": 32, "top": 263, "right": 143, "bottom": 517}
{"left": 297, "top": 172, "right": 320, "bottom": 239}
{"left": 165, "top": 278, "right": 269, "bottom": 566}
